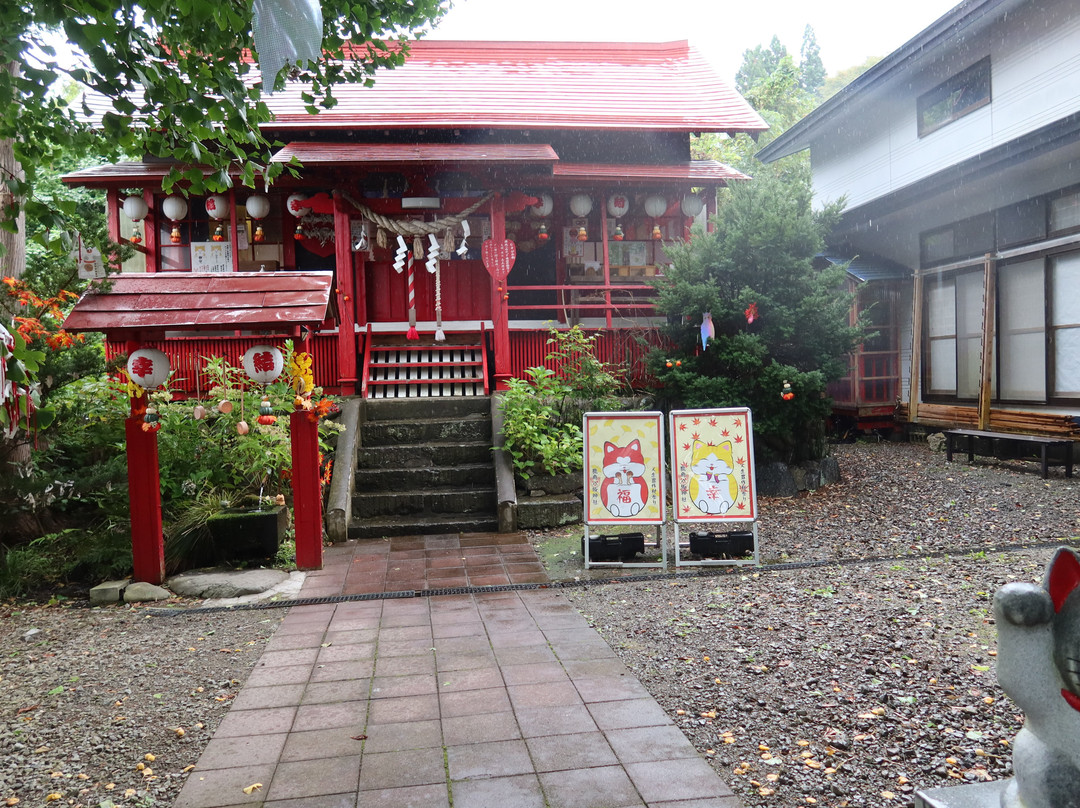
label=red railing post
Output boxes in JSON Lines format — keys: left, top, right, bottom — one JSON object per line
{"left": 125, "top": 403, "right": 165, "bottom": 584}
{"left": 290, "top": 410, "right": 323, "bottom": 570}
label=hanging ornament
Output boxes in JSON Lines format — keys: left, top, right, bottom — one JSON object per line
{"left": 537, "top": 223, "right": 549, "bottom": 242}
{"left": 161, "top": 195, "right": 188, "bottom": 222}
{"left": 681, "top": 193, "right": 705, "bottom": 218}
{"left": 393, "top": 235, "right": 408, "bottom": 273}
{"left": 122, "top": 195, "right": 149, "bottom": 222}
{"left": 130, "top": 227, "right": 143, "bottom": 245}
{"left": 170, "top": 225, "right": 182, "bottom": 244}
{"left": 245, "top": 194, "right": 270, "bottom": 220}
{"left": 192, "top": 403, "right": 207, "bottom": 420}
{"left": 456, "top": 220, "right": 471, "bottom": 257}
{"left": 577, "top": 226, "right": 588, "bottom": 242}
{"left": 406, "top": 254, "right": 419, "bottom": 341}
{"left": 606, "top": 193, "right": 631, "bottom": 219}
{"left": 293, "top": 222, "right": 304, "bottom": 240}
{"left": 376, "top": 227, "right": 388, "bottom": 250}
{"left": 651, "top": 223, "right": 663, "bottom": 240}
{"left": 205, "top": 194, "right": 230, "bottom": 220}
{"left": 569, "top": 193, "right": 593, "bottom": 218}
{"left": 254, "top": 224, "right": 265, "bottom": 243}
{"left": 126, "top": 348, "right": 170, "bottom": 391}
{"left": 286, "top": 194, "right": 311, "bottom": 218}
{"left": 781, "top": 380, "right": 795, "bottom": 401}
{"left": 745, "top": 302, "right": 759, "bottom": 324}
{"left": 242, "top": 345, "right": 285, "bottom": 385}
{"left": 434, "top": 249, "right": 445, "bottom": 343}
{"left": 426, "top": 234, "right": 440, "bottom": 274}
{"left": 529, "top": 193, "right": 553, "bottom": 218}
{"left": 142, "top": 405, "right": 161, "bottom": 432}
{"left": 236, "top": 419, "right": 250, "bottom": 435}
{"left": 212, "top": 223, "right": 225, "bottom": 242}
{"left": 613, "top": 224, "right": 624, "bottom": 241}
{"left": 257, "top": 396, "right": 277, "bottom": 426}
{"left": 700, "top": 312, "right": 715, "bottom": 351}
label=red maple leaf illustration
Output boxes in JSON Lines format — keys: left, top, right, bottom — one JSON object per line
{"left": 678, "top": 423, "right": 686, "bottom": 431}
{"left": 682, "top": 505, "right": 691, "bottom": 514}
{"left": 682, "top": 443, "right": 690, "bottom": 451}
{"left": 734, "top": 418, "right": 742, "bottom": 427}
{"left": 734, "top": 435, "right": 744, "bottom": 443}
{"left": 692, "top": 417, "right": 701, "bottom": 425}
{"left": 736, "top": 502, "right": 746, "bottom": 510}
{"left": 736, "top": 457, "right": 746, "bottom": 465}
{"left": 721, "top": 429, "right": 730, "bottom": 437}
{"left": 708, "top": 418, "right": 717, "bottom": 427}
{"left": 691, "top": 432, "right": 700, "bottom": 441}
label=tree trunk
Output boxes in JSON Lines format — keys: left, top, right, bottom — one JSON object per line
{"left": 1, "top": 60, "right": 26, "bottom": 284}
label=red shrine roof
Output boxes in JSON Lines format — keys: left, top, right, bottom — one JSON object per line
{"left": 269, "top": 142, "right": 560, "bottom": 167}
{"left": 262, "top": 40, "right": 767, "bottom": 135}
{"left": 63, "top": 272, "right": 333, "bottom": 334}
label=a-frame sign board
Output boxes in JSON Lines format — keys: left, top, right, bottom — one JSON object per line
{"left": 669, "top": 407, "right": 759, "bottom": 567}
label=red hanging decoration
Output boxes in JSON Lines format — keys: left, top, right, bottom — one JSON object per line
{"left": 406, "top": 255, "right": 419, "bottom": 340}
{"left": 781, "top": 380, "right": 795, "bottom": 401}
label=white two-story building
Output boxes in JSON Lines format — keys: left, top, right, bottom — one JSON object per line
{"left": 758, "top": 0, "right": 1080, "bottom": 439}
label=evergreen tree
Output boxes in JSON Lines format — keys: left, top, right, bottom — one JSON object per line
{"left": 799, "top": 25, "right": 827, "bottom": 97}
{"left": 735, "top": 36, "right": 789, "bottom": 96}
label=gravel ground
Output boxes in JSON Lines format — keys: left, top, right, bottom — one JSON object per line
{"left": 1, "top": 440, "right": 1077, "bottom": 808}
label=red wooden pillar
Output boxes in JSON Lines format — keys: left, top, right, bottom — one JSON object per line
{"left": 333, "top": 193, "right": 358, "bottom": 395}
{"left": 488, "top": 194, "right": 512, "bottom": 390}
{"left": 290, "top": 410, "right": 323, "bottom": 570}
{"left": 125, "top": 395, "right": 165, "bottom": 584}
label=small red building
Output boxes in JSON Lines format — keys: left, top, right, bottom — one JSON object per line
{"left": 64, "top": 40, "right": 766, "bottom": 395}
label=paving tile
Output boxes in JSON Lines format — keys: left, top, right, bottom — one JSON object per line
{"left": 323, "top": 628, "right": 379, "bottom": 645}
{"left": 538, "top": 765, "right": 644, "bottom": 808}
{"left": 450, "top": 773, "right": 545, "bottom": 808}
{"left": 370, "top": 673, "right": 438, "bottom": 699}
{"left": 427, "top": 555, "right": 468, "bottom": 569}
{"left": 500, "top": 661, "right": 570, "bottom": 686}
{"left": 310, "top": 658, "right": 375, "bottom": 682}
{"left": 423, "top": 576, "right": 469, "bottom": 589}
{"left": 351, "top": 783, "right": 449, "bottom": 808}
{"left": 433, "top": 634, "right": 492, "bottom": 654}
{"left": 492, "top": 645, "right": 558, "bottom": 667}
{"left": 561, "top": 658, "right": 632, "bottom": 678}
{"left": 464, "top": 563, "right": 505, "bottom": 576}
{"left": 279, "top": 725, "right": 368, "bottom": 762}
{"left": 507, "top": 572, "right": 550, "bottom": 584}
{"left": 376, "top": 638, "right": 438, "bottom": 658}
{"left": 264, "top": 632, "right": 322, "bottom": 652}
{"left": 378, "top": 625, "right": 433, "bottom": 642}
{"left": 367, "top": 693, "right": 441, "bottom": 724}
{"left": 265, "top": 755, "right": 361, "bottom": 801}
{"left": 301, "top": 677, "right": 371, "bottom": 704}
{"left": 649, "top": 798, "right": 742, "bottom": 808}
{"left": 514, "top": 704, "right": 599, "bottom": 738}
{"left": 447, "top": 739, "right": 534, "bottom": 780}
{"left": 432, "top": 620, "right": 484, "bottom": 639}
{"left": 507, "top": 680, "right": 583, "bottom": 709}
{"left": 293, "top": 700, "right": 369, "bottom": 731}
{"left": 245, "top": 663, "right": 312, "bottom": 687}
{"left": 361, "top": 719, "right": 443, "bottom": 753}
{"left": 196, "top": 732, "right": 288, "bottom": 770}
{"left": 485, "top": 628, "right": 547, "bottom": 648}
{"left": 440, "top": 686, "right": 512, "bottom": 718}
{"left": 316, "top": 642, "right": 376, "bottom": 664}
{"left": 172, "top": 762, "right": 278, "bottom": 808}
{"left": 262, "top": 791, "right": 357, "bottom": 808}
{"left": 525, "top": 731, "right": 619, "bottom": 772}
{"left": 467, "top": 574, "right": 512, "bottom": 586}
{"left": 230, "top": 683, "right": 306, "bottom": 711}
{"left": 572, "top": 674, "right": 651, "bottom": 703}
{"left": 256, "top": 647, "right": 320, "bottom": 668}
{"left": 442, "top": 711, "right": 521, "bottom": 745}
{"left": 587, "top": 698, "right": 672, "bottom": 731}
{"left": 625, "top": 758, "right": 735, "bottom": 803}
{"left": 435, "top": 649, "right": 498, "bottom": 672}
{"left": 212, "top": 705, "right": 297, "bottom": 739}
{"left": 436, "top": 666, "right": 504, "bottom": 693}
{"left": 604, "top": 725, "right": 702, "bottom": 764}
{"left": 359, "top": 748, "right": 449, "bottom": 790}
{"left": 374, "top": 653, "right": 436, "bottom": 677}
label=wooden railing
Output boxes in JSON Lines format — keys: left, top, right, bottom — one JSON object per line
{"left": 828, "top": 349, "right": 899, "bottom": 407}
{"left": 506, "top": 282, "right": 659, "bottom": 328}
{"left": 508, "top": 327, "right": 669, "bottom": 390}
{"left": 106, "top": 333, "right": 343, "bottom": 396}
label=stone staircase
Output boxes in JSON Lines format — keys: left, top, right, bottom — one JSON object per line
{"left": 348, "top": 397, "right": 499, "bottom": 539}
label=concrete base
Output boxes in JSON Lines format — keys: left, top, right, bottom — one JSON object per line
{"left": 89, "top": 578, "right": 132, "bottom": 605}
{"left": 517, "top": 494, "right": 581, "bottom": 529}
{"left": 915, "top": 779, "right": 1008, "bottom": 808}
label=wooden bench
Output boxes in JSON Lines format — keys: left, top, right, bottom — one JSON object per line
{"left": 944, "top": 428, "right": 1074, "bottom": 479}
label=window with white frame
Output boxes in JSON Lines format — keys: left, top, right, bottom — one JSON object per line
{"left": 997, "top": 260, "right": 1045, "bottom": 401}
{"left": 1051, "top": 252, "right": 1080, "bottom": 398}
{"left": 925, "top": 270, "right": 983, "bottom": 398}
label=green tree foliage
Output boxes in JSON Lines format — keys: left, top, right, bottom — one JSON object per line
{"left": 799, "top": 25, "right": 826, "bottom": 97}
{"left": 735, "top": 35, "right": 789, "bottom": 96}
{"left": 648, "top": 169, "right": 861, "bottom": 463}
{"left": 820, "top": 56, "right": 882, "bottom": 101}
{"left": 0, "top": 0, "right": 446, "bottom": 269}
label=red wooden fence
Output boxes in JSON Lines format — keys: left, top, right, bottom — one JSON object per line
{"left": 508, "top": 328, "right": 668, "bottom": 390}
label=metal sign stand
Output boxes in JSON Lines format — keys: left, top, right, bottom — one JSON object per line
{"left": 582, "top": 411, "right": 667, "bottom": 569}
{"left": 669, "top": 407, "right": 760, "bottom": 568}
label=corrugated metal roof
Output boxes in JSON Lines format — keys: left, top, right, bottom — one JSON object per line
{"left": 63, "top": 272, "right": 333, "bottom": 334}
{"left": 270, "top": 142, "right": 559, "bottom": 166}
{"left": 552, "top": 161, "right": 749, "bottom": 184}
{"left": 818, "top": 254, "right": 911, "bottom": 282}
{"left": 262, "top": 40, "right": 766, "bottom": 135}
{"left": 60, "top": 161, "right": 240, "bottom": 189}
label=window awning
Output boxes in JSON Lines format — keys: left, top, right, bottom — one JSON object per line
{"left": 270, "top": 142, "right": 560, "bottom": 168}
{"left": 816, "top": 254, "right": 911, "bottom": 282}
{"left": 552, "top": 161, "right": 749, "bottom": 184}
{"left": 63, "top": 272, "right": 334, "bottom": 335}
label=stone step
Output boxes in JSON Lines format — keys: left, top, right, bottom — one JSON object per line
{"left": 352, "top": 486, "right": 497, "bottom": 518}
{"left": 358, "top": 441, "right": 492, "bottom": 469}
{"left": 354, "top": 463, "right": 495, "bottom": 491}
{"left": 362, "top": 417, "right": 491, "bottom": 447}
{"left": 516, "top": 493, "right": 584, "bottom": 530}
{"left": 348, "top": 512, "right": 499, "bottom": 540}
{"left": 364, "top": 396, "right": 490, "bottom": 422}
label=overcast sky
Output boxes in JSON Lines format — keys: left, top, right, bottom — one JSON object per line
{"left": 424, "top": 0, "right": 960, "bottom": 83}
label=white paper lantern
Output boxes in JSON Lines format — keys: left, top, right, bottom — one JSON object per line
{"left": 245, "top": 194, "right": 270, "bottom": 220}
{"left": 643, "top": 195, "right": 669, "bottom": 219}
{"left": 569, "top": 193, "right": 593, "bottom": 218}
{"left": 122, "top": 195, "right": 148, "bottom": 222}
{"left": 606, "top": 193, "right": 631, "bottom": 219}
{"left": 529, "top": 193, "right": 553, "bottom": 218}
{"left": 205, "top": 194, "right": 230, "bottom": 220}
{"left": 126, "top": 348, "right": 170, "bottom": 390}
{"left": 286, "top": 194, "right": 311, "bottom": 218}
{"left": 161, "top": 195, "right": 189, "bottom": 222}
{"left": 681, "top": 194, "right": 705, "bottom": 218}
{"left": 241, "top": 344, "right": 285, "bottom": 384}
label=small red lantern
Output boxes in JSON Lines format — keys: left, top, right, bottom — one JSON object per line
{"left": 651, "top": 224, "right": 663, "bottom": 240}
{"left": 537, "top": 223, "right": 549, "bottom": 242}
{"left": 781, "top": 380, "right": 795, "bottom": 401}
{"left": 170, "top": 226, "right": 181, "bottom": 244}
{"left": 613, "top": 225, "right": 624, "bottom": 241}
{"left": 254, "top": 224, "right": 265, "bottom": 243}
{"left": 577, "top": 226, "right": 587, "bottom": 242}
{"left": 294, "top": 223, "right": 304, "bottom": 241}
{"left": 212, "top": 223, "right": 225, "bottom": 242}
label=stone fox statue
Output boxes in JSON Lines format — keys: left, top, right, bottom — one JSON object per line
{"left": 994, "top": 546, "right": 1080, "bottom": 808}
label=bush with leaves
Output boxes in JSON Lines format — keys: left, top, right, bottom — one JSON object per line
{"left": 649, "top": 168, "right": 864, "bottom": 464}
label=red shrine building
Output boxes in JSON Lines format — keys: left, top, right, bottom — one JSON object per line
{"left": 63, "top": 40, "right": 766, "bottom": 396}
